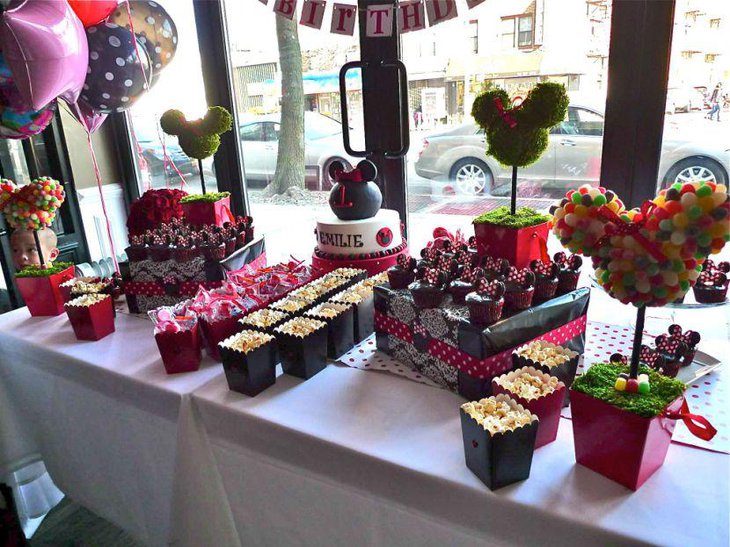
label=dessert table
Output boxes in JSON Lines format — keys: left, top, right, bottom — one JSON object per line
{"left": 0, "top": 307, "right": 237, "bottom": 547}
{"left": 0, "top": 291, "right": 728, "bottom": 546}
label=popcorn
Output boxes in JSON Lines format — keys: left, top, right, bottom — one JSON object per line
{"left": 269, "top": 297, "right": 311, "bottom": 313}
{"left": 330, "top": 290, "right": 363, "bottom": 304}
{"left": 494, "top": 367, "right": 560, "bottom": 401}
{"left": 305, "top": 302, "right": 349, "bottom": 320}
{"left": 362, "top": 271, "right": 389, "bottom": 287}
{"left": 239, "top": 309, "right": 289, "bottom": 329}
{"left": 330, "top": 267, "right": 366, "bottom": 279}
{"left": 288, "top": 285, "right": 325, "bottom": 302}
{"left": 220, "top": 330, "right": 274, "bottom": 354}
{"left": 309, "top": 274, "right": 348, "bottom": 292}
{"left": 461, "top": 395, "right": 535, "bottom": 435}
{"left": 515, "top": 340, "right": 578, "bottom": 368}
{"left": 66, "top": 293, "right": 109, "bottom": 307}
{"left": 275, "top": 317, "right": 326, "bottom": 338}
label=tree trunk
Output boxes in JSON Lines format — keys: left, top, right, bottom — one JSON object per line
{"left": 266, "top": 16, "right": 305, "bottom": 196}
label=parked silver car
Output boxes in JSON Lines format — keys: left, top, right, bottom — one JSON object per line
{"left": 239, "top": 112, "right": 356, "bottom": 190}
{"left": 415, "top": 103, "right": 730, "bottom": 197}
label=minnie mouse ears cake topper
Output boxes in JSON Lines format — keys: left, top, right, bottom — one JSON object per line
{"left": 328, "top": 159, "right": 383, "bottom": 221}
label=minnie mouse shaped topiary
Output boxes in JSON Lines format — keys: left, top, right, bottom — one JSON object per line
{"left": 472, "top": 82, "right": 568, "bottom": 214}
{"left": 160, "top": 106, "right": 233, "bottom": 196}
{"left": 327, "top": 159, "right": 382, "bottom": 221}
{"left": 161, "top": 107, "right": 234, "bottom": 226}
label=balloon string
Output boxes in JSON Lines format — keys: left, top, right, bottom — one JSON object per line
{"left": 124, "top": 1, "right": 187, "bottom": 192}
{"left": 86, "top": 132, "right": 120, "bottom": 274}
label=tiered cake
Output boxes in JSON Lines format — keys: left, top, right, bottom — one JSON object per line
{"left": 311, "top": 160, "right": 408, "bottom": 275}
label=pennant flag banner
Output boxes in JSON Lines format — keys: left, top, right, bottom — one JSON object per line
{"left": 261, "top": 0, "right": 480, "bottom": 35}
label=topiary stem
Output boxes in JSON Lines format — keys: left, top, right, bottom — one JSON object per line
{"left": 33, "top": 229, "right": 45, "bottom": 267}
{"left": 629, "top": 305, "right": 646, "bottom": 379}
{"left": 198, "top": 159, "right": 206, "bottom": 195}
{"left": 511, "top": 165, "right": 518, "bottom": 215}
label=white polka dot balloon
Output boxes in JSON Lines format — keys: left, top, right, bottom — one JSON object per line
{"left": 108, "top": 1, "right": 178, "bottom": 86}
{"left": 80, "top": 23, "right": 152, "bottom": 113}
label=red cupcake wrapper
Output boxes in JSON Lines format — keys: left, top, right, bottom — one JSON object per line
{"left": 468, "top": 298, "right": 504, "bottom": 326}
{"left": 504, "top": 287, "right": 534, "bottom": 310}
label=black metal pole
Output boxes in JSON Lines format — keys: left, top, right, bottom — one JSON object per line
{"left": 198, "top": 159, "right": 206, "bottom": 195}
{"left": 629, "top": 305, "right": 646, "bottom": 379}
{"left": 511, "top": 165, "right": 518, "bottom": 215}
{"left": 32, "top": 229, "right": 45, "bottom": 268}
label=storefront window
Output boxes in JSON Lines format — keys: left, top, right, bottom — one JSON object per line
{"left": 127, "top": 0, "right": 215, "bottom": 193}
{"left": 659, "top": 0, "right": 729, "bottom": 194}
{"left": 224, "top": 0, "right": 362, "bottom": 264}
{"left": 403, "top": 0, "right": 612, "bottom": 250}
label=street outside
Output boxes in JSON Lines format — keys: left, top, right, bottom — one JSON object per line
{"left": 245, "top": 109, "right": 728, "bottom": 262}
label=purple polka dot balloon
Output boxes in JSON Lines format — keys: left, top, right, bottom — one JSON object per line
{"left": 80, "top": 22, "right": 152, "bottom": 114}
{"left": 108, "top": 1, "right": 178, "bottom": 86}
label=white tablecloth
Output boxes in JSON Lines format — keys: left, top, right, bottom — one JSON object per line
{"left": 0, "top": 308, "right": 235, "bottom": 546}
{"left": 191, "top": 364, "right": 729, "bottom": 547}
{"left": 1, "top": 300, "right": 728, "bottom": 546}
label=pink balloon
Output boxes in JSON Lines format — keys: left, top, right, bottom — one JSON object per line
{"left": 0, "top": 0, "right": 89, "bottom": 111}
{"left": 67, "top": 99, "right": 107, "bottom": 133}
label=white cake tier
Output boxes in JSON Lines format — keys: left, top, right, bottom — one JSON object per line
{"left": 315, "top": 209, "right": 403, "bottom": 256}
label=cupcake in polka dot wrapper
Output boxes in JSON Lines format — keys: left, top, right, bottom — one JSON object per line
{"left": 466, "top": 278, "right": 505, "bottom": 326}
{"left": 80, "top": 22, "right": 152, "bottom": 113}
{"left": 503, "top": 267, "right": 535, "bottom": 310}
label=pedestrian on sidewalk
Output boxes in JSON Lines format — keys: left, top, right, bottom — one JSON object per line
{"left": 706, "top": 83, "right": 722, "bottom": 121}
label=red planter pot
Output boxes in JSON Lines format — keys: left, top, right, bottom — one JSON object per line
{"left": 17, "top": 266, "right": 75, "bottom": 316}
{"left": 473, "top": 222, "right": 549, "bottom": 269}
{"left": 492, "top": 370, "right": 565, "bottom": 449}
{"left": 570, "top": 389, "right": 683, "bottom": 490}
{"left": 65, "top": 296, "right": 116, "bottom": 341}
{"left": 182, "top": 196, "right": 232, "bottom": 227}
{"left": 155, "top": 325, "right": 202, "bottom": 374}
{"left": 200, "top": 314, "right": 243, "bottom": 361}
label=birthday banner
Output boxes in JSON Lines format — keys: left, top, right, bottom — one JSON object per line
{"left": 263, "top": 0, "right": 483, "bottom": 36}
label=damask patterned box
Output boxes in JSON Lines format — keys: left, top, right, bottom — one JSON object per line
{"left": 374, "top": 285, "right": 589, "bottom": 399}
{"left": 123, "top": 236, "right": 266, "bottom": 313}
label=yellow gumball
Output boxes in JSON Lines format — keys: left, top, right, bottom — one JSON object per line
{"left": 654, "top": 194, "right": 666, "bottom": 208}
{"left": 717, "top": 184, "right": 727, "bottom": 193}
{"left": 574, "top": 204, "right": 588, "bottom": 217}
{"left": 608, "top": 200, "right": 620, "bottom": 212}
{"left": 712, "top": 193, "right": 726, "bottom": 207}
{"left": 699, "top": 196, "right": 715, "bottom": 212}
{"left": 673, "top": 213, "right": 688, "bottom": 228}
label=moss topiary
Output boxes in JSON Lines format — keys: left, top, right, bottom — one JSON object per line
{"left": 471, "top": 82, "right": 569, "bottom": 167}
{"left": 16, "top": 261, "right": 74, "bottom": 278}
{"left": 473, "top": 206, "right": 550, "bottom": 228}
{"left": 180, "top": 192, "right": 231, "bottom": 204}
{"left": 160, "top": 106, "right": 233, "bottom": 161}
{"left": 572, "top": 363, "right": 685, "bottom": 418}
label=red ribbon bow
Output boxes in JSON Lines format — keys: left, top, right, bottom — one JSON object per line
{"left": 665, "top": 399, "right": 717, "bottom": 441}
{"left": 334, "top": 168, "right": 364, "bottom": 183}
{"left": 597, "top": 202, "right": 667, "bottom": 263}
{"left": 494, "top": 97, "right": 518, "bottom": 129}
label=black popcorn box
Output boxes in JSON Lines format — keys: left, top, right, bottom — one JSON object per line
{"left": 276, "top": 325, "right": 328, "bottom": 380}
{"left": 220, "top": 337, "right": 278, "bottom": 397}
{"left": 306, "top": 303, "right": 355, "bottom": 359}
{"left": 332, "top": 292, "right": 374, "bottom": 344}
{"left": 460, "top": 396, "right": 539, "bottom": 490}
{"left": 374, "top": 285, "right": 589, "bottom": 399}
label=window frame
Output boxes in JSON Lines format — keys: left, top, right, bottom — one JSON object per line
{"left": 109, "top": 0, "right": 681, "bottom": 239}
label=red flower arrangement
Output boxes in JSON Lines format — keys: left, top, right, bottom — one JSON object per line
{"left": 127, "top": 189, "right": 187, "bottom": 236}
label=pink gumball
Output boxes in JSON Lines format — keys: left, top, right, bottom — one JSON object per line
{"left": 0, "top": 0, "right": 89, "bottom": 110}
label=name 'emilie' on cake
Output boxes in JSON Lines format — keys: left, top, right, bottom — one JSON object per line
{"left": 312, "top": 160, "right": 408, "bottom": 275}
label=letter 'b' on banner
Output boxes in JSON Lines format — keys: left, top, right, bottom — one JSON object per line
{"left": 398, "top": 0, "right": 426, "bottom": 33}
{"left": 425, "top": 0, "right": 457, "bottom": 26}
{"left": 273, "top": 0, "right": 298, "bottom": 20}
{"left": 366, "top": 5, "right": 394, "bottom": 37}
{"left": 300, "top": 0, "right": 326, "bottom": 28}
{"left": 331, "top": 3, "right": 357, "bottom": 35}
